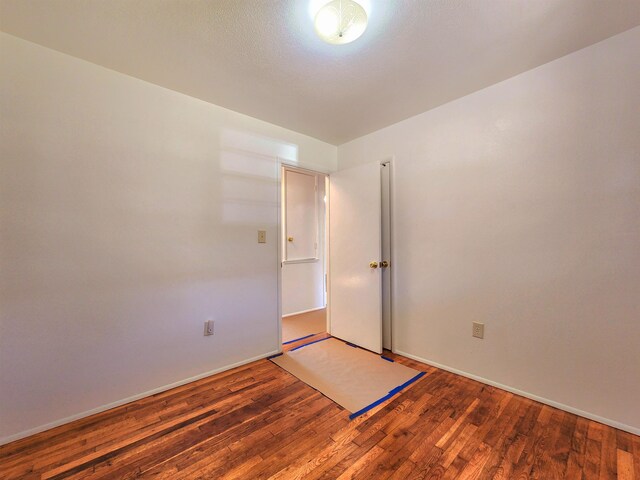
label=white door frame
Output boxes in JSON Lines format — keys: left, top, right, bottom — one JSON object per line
{"left": 381, "top": 160, "right": 391, "bottom": 350}
{"left": 384, "top": 157, "right": 398, "bottom": 353}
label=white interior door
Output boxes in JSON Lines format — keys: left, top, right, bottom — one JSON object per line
{"left": 329, "top": 161, "right": 382, "bottom": 353}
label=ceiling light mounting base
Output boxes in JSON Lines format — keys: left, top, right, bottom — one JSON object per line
{"left": 314, "top": 0, "right": 368, "bottom": 45}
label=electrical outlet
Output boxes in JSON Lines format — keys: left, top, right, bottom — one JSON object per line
{"left": 204, "top": 320, "right": 214, "bottom": 336}
{"left": 472, "top": 322, "right": 484, "bottom": 339}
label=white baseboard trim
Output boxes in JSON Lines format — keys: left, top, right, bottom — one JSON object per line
{"left": 282, "top": 306, "right": 326, "bottom": 318}
{"left": 0, "top": 349, "right": 280, "bottom": 447}
{"left": 394, "top": 349, "right": 640, "bottom": 436}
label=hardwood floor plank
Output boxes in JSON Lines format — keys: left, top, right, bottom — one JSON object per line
{"left": 585, "top": 422, "right": 608, "bottom": 479}
{"left": 489, "top": 433, "right": 529, "bottom": 480}
{"left": 386, "top": 458, "right": 417, "bottom": 479}
{"left": 633, "top": 434, "right": 640, "bottom": 480}
{"left": 617, "top": 449, "right": 635, "bottom": 480}
{"left": 564, "top": 416, "right": 590, "bottom": 479}
{"left": 599, "top": 424, "right": 619, "bottom": 479}
{"left": 440, "top": 422, "right": 478, "bottom": 469}
{"left": 336, "top": 444, "right": 385, "bottom": 479}
{"left": 457, "top": 441, "right": 493, "bottom": 480}
{"left": 1, "top": 363, "right": 277, "bottom": 477}
{"left": 0, "top": 352, "right": 637, "bottom": 479}
{"left": 479, "top": 400, "right": 540, "bottom": 479}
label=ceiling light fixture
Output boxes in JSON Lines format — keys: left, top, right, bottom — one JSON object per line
{"left": 314, "top": 0, "right": 368, "bottom": 45}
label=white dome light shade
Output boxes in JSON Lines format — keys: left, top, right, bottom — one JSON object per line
{"left": 314, "top": 0, "right": 368, "bottom": 45}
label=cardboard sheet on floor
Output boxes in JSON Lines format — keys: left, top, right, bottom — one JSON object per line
{"left": 271, "top": 338, "right": 424, "bottom": 416}
{"left": 282, "top": 309, "right": 326, "bottom": 343}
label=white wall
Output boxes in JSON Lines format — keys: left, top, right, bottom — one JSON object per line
{"left": 281, "top": 172, "right": 326, "bottom": 316}
{"left": 338, "top": 27, "right": 640, "bottom": 433}
{"left": 0, "top": 32, "right": 336, "bottom": 444}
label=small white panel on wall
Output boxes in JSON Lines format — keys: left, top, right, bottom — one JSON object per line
{"left": 284, "top": 169, "right": 318, "bottom": 262}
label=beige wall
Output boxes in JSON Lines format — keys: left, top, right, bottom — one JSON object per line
{"left": 0, "top": 32, "right": 336, "bottom": 443}
{"left": 339, "top": 27, "right": 640, "bottom": 433}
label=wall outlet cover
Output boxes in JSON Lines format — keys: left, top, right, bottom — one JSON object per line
{"left": 204, "top": 320, "right": 214, "bottom": 336}
{"left": 472, "top": 322, "right": 484, "bottom": 339}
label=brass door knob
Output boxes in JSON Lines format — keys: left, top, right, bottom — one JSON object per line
{"left": 369, "top": 261, "right": 379, "bottom": 269}
{"left": 287, "top": 237, "right": 294, "bottom": 242}
{"left": 381, "top": 261, "right": 389, "bottom": 268}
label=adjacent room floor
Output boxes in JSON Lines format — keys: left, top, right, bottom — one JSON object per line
{"left": 0, "top": 343, "right": 637, "bottom": 479}
{"left": 282, "top": 308, "right": 327, "bottom": 344}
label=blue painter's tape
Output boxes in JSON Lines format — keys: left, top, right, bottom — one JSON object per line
{"left": 388, "top": 371, "right": 426, "bottom": 395}
{"left": 346, "top": 342, "right": 359, "bottom": 348}
{"left": 289, "top": 336, "right": 331, "bottom": 352}
{"left": 348, "top": 371, "right": 427, "bottom": 420}
{"left": 349, "top": 392, "right": 394, "bottom": 419}
{"left": 381, "top": 356, "right": 394, "bottom": 362}
{"left": 267, "top": 353, "right": 284, "bottom": 360}
{"left": 282, "top": 334, "right": 315, "bottom": 345}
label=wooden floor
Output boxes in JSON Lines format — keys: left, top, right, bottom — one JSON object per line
{"left": 282, "top": 308, "right": 327, "bottom": 344}
{"left": 1, "top": 335, "right": 638, "bottom": 479}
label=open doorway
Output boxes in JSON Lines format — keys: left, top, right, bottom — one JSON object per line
{"left": 280, "top": 165, "right": 328, "bottom": 346}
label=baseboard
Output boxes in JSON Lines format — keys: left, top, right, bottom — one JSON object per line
{"left": 0, "top": 349, "right": 280, "bottom": 447}
{"left": 282, "top": 306, "right": 326, "bottom": 318}
{"left": 394, "top": 349, "right": 640, "bottom": 436}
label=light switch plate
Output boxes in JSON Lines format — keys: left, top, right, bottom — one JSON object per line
{"left": 258, "top": 230, "right": 266, "bottom": 243}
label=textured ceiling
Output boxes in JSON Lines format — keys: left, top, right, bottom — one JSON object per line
{"left": 1, "top": 0, "right": 640, "bottom": 145}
